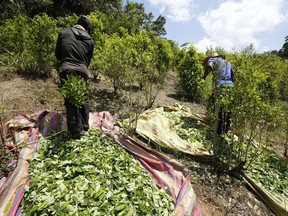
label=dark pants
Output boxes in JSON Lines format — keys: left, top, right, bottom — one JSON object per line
{"left": 217, "top": 107, "right": 231, "bottom": 134}
{"left": 64, "top": 99, "right": 89, "bottom": 137}
{"left": 210, "top": 86, "right": 233, "bottom": 134}
{"left": 60, "top": 70, "right": 89, "bottom": 138}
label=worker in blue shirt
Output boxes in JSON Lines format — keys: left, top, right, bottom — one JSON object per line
{"left": 203, "top": 52, "right": 235, "bottom": 134}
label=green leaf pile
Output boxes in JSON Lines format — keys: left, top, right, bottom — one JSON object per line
{"left": 164, "top": 111, "right": 288, "bottom": 198}
{"left": 164, "top": 111, "right": 214, "bottom": 152}
{"left": 246, "top": 151, "right": 288, "bottom": 197}
{"left": 22, "top": 129, "right": 174, "bottom": 215}
{"left": 57, "top": 75, "right": 90, "bottom": 108}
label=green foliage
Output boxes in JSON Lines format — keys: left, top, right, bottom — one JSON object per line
{"left": 0, "top": 15, "right": 29, "bottom": 56}
{"left": 217, "top": 46, "right": 284, "bottom": 167}
{"left": 98, "top": 29, "right": 172, "bottom": 95}
{"left": 153, "top": 37, "right": 173, "bottom": 77}
{"left": 0, "top": 13, "right": 105, "bottom": 77}
{"left": 199, "top": 45, "right": 288, "bottom": 170}
{"left": 22, "top": 0, "right": 54, "bottom": 18}
{"left": 57, "top": 75, "right": 90, "bottom": 108}
{"left": 166, "top": 40, "right": 180, "bottom": 69}
{"left": 0, "top": 14, "right": 57, "bottom": 75}
{"left": 282, "top": 104, "right": 288, "bottom": 157}
{"left": 22, "top": 14, "right": 58, "bottom": 74}
{"left": 98, "top": 30, "right": 173, "bottom": 133}
{"left": 274, "top": 56, "right": 288, "bottom": 101}
{"left": 87, "top": 13, "right": 105, "bottom": 79}
{"left": 22, "top": 129, "right": 174, "bottom": 215}
{"left": 143, "top": 36, "right": 174, "bottom": 108}
{"left": 165, "top": 110, "right": 288, "bottom": 198}
{"left": 0, "top": 1, "right": 166, "bottom": 78}
{"left": 55, "top": 14, "right": 78, "bottom": 28}
{"left": 119, "top": 2, "right": 148, "bottom": 35}
{"left": 98, "top": 1, "right": 166, "bottom": 37}
{"left": 0, "top": 0, "right": 122, "bottom": 19}
{"left": 175, "top": 44, "right": 204, "bottom": 101}
{"left": 279, "top": 35, "right": 288, "bottom": 59}
{"left": 98, "top": 32, "right": 132, "bottom": 93}
{"left": 246, "top": 149, "right": 288, "bottom": 197}
{"left": 149, "top": 15, "right": 167, "bottom": 36}
{"left": 98, "top": 30, "right": 152, "bottom": 134}
{"left": 0, "top": 0, "right": 25, "bottom": 20}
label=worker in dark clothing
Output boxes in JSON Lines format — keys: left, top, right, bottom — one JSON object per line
{"left": 55, "top": 15, "right": 94, "bottom": 139}
{"left": 203, "top": 52, "right": 235, "bottom": 134}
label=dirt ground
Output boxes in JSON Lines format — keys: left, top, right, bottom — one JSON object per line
{"left": 0, "top": 70, "right": 275, "bottom": 216}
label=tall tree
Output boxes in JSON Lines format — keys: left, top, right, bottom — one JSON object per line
{"left": 0, "top": 0, "right": 25, "bottom": 20}
{"left": 279, "top": 36, "right": 288, "bottom": 59}
{"left": 51, "top": 0, "right": 122, "bottom": 18}
{"left": 149, "top": 15, "right": 167, "bottom": 36}
{"left": 0, "top": 0, "right": 122, "bottom": 19}
{"left": 100, "top": 2, "right": 166, "bottom": 37}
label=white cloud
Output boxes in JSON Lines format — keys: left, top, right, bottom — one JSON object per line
{"left": 197, "top": 0, "right": 287, "bottom": 51}
{"left": 195, "top": 38, "right": 217, "bottom": 52}
{"left": 147, "top": 0, "right": 194, "bottom": 22}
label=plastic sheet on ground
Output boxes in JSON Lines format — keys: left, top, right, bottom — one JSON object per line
{"left": 0, "top": 110, "right": 66, "bottom": 216}
{"left": 241, "top": 135, "right": 288, "bottom": 216}
{"left": 136, "top": 104, "right": 213, "bottom": 160}
{"left": 0, "top": 110, "right": 202, "bottom": 216}
{"left": 243, "top": 173, "right": 288, "bottom": 216}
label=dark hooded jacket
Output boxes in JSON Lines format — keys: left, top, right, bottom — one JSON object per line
{"left": 55, "top": 25, "right": 94, "bottom": 78}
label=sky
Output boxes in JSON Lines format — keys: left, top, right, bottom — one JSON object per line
{"left": 131, "top": 0, "right": 288, "bottom": 53}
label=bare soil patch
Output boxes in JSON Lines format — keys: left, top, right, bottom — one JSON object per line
{"left": 0, "top": 71, "right": 275, "bottom": 216}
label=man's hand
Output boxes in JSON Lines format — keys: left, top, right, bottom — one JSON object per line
{"left": 203, "top": 65, "right": 212, "bottom": 80}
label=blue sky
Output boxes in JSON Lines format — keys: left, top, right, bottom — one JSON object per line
{"left": 131, "top": 0, "right": 288, "bottom": 53}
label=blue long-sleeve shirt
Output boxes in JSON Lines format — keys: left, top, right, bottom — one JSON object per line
{"left": 208, "top": 57, "right": 234, "bottom": 87}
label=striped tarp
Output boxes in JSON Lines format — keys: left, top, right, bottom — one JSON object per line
{"left": 0, "top": 110, "right": 66, "bottom": 216}
{"left": 0, "top": 110, "right": 202, "bottom": 216}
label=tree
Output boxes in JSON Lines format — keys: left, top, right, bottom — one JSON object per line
{"left": 50, "top": 0, "right": 122, "bottom": 18}
{"left": 0, "top": 0, "right": 122, "bottom": 19}
{"left": 99, "top": 2, "right": 167, "bottom": 37}
{"left": 223, "top": 47, "right": 284, "bottom": 170}
{"left": 279, "top": 35, "right": 288, "bottom": 59}
{"left": 175, "top": 44, "right": 204, "bottom": 101}
{"left": 151, "top": 15, "right": 166, "bottom": 36}
{"left": 142, "top": 13, "right": 166, "bottom": 36}
{"left": 117, "top": 2, "right": 147, "bottom": 35}
{"left": 0, "top": 0, "right": 25, "bottom": 20}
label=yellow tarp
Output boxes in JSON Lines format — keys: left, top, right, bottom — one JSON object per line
{"left": 136, "top": 104, "right": 212, "bottom": 157}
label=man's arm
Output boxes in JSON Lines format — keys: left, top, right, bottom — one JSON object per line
{"left": 203, "top": 61, "right": 213, "bottom": 79}
{"left": 87, "top": 40, "right": 94, "bottom": 66}
{"left": 55, "top": 32, "right": 62, "bottom": 61}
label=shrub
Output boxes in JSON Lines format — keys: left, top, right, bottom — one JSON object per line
{"left": 175, "top": 44, "right": 204, "bottom": 101}
{"left": 0, "top": 14, "right": 58, "bottom": 76}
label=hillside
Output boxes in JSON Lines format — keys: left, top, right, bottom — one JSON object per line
{"left": 0, "top": 70, "right": 275, "bottom": 216}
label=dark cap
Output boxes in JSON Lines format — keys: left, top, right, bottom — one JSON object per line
{"left": 77, "top": 15, "right": 91, "bottom": 32}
